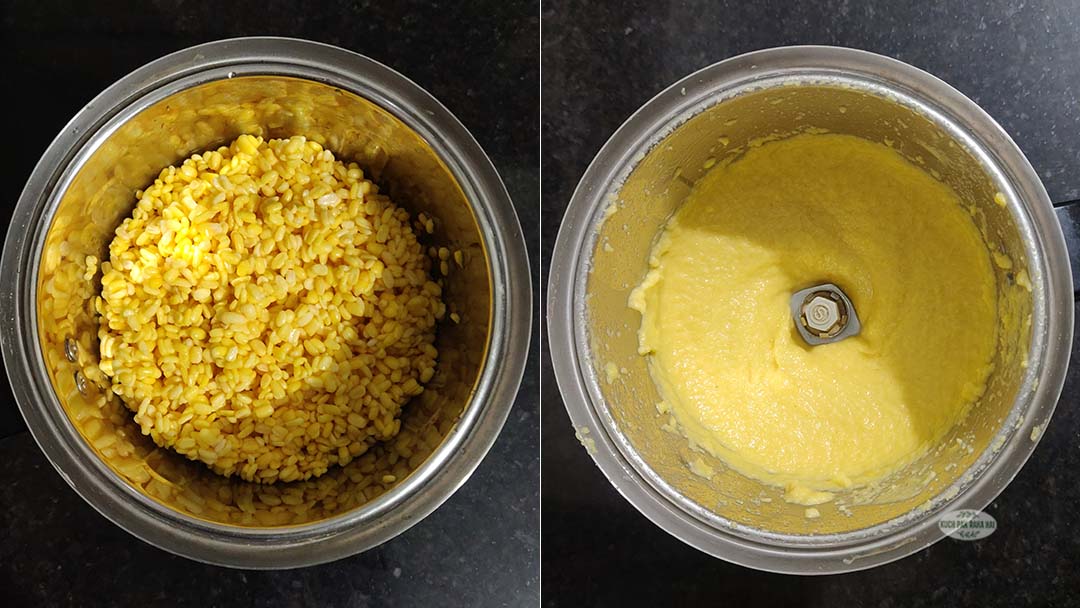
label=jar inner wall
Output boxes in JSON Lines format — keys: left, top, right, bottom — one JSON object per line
{"left": 583, "top": 82, "right": 1034, "bottom": 538}
{"left": 37, "top": 75, "right": 492, "bottom": 527}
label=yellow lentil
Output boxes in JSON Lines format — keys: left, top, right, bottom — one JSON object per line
{"left": 96, "top": 135, "right": 444, "bottom": 483}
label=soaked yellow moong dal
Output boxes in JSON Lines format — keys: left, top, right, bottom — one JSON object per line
{"left": 630, "top": 133, "right": 998, "bottom": 505}
{"left": 93, "top": 134, "right": 445, "bottom": 484}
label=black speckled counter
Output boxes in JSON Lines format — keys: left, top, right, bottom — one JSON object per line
{"left": 0, "top": 2, "right": 539, "bottom": 606}
{"left": 542, "top": 1, "right": 1079, "bottom": 605}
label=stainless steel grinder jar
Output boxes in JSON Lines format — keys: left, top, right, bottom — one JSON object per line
{"left": 548, "top": 46, "right": 1073, "bottom": 574}
{"left": 1, "top": 37, "right": 531, "bottom": 568}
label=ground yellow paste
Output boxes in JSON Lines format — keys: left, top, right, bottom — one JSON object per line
{"left": 630, "top": 133, "right": 998, "bottom": 504}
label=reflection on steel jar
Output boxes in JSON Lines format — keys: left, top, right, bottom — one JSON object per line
{"left": 548, "top": 46, "right": 1073, "bottom": 574}
{"left": 1, "top": 37, "right": 530, "bottom": 568}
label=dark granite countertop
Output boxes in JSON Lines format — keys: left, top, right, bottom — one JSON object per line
{"left": 0, "top": 1, "right": 539, "bottom": 607}
{"left": 542, "top": 0, "right": 1079, "bottom": 605}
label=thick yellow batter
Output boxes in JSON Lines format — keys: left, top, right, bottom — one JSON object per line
{"left": 630, "top": 133, "right": 998, "bottom": 504}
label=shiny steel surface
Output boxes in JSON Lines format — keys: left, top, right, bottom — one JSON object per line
{"left": 1, "top": 38, "right": 531, "bottom": 568}
{"left": 548, "top": 46, "right": 1072, "bottom": 573}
